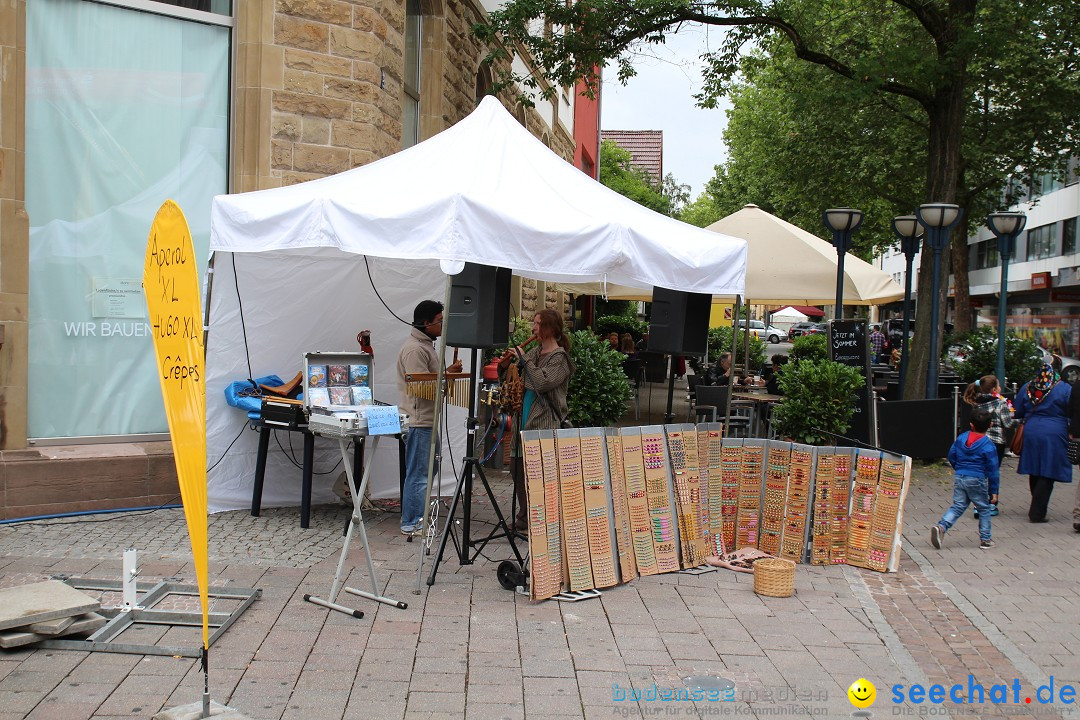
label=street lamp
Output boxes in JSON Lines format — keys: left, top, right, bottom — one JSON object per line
{"left": 824, "top": 208, "right": 864, "bottom": 319}
{"left": 891, "top": 214, "right": 923, "bottom": 397}
{"left": 986, "top": 211, "right": 1027, "bottom": 384}
{"left": 916, "top": 202, "right": 963, "bottom": 398}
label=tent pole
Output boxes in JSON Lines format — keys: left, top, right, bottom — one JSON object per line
{"left": 415, "top": 276, "right": 454, "bottom": 594}
{"left": 725, "top": 295, "right": 740, "bottom": 436}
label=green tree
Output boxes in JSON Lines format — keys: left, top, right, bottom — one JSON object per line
{"left": 678, "top": 192, "right": 722, "bottom": 228}
{"left": 477, "top": 0, "right": 1080, "bottom": 400}
{"left": 598, "top": 140, "right": 671, "bottom": 215}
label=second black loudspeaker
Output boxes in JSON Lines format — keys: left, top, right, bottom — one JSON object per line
{"left": 647, "top": 287, "right": 711, "bottom": 356}
{"left": 446, "top": 263, "right": 512, "bottom": 348}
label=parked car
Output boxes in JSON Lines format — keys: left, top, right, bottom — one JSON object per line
{"left": 787, "top": 322, "right": 819, "bottom": 339}
{"left": 804, "top": 323, "right": 827, "bottom": 335}
{"left": 738, "top": 319, "right": 787, "bottom": 344}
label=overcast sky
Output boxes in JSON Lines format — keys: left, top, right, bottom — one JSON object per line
{"left": 599, "top": 25, "right": 734, "bottom": 199}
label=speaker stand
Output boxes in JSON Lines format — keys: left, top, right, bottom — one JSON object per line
{"left": 426, "top": 349, "right": 525, "bottom": 586}
{"left": 664, "top": 355, "right": 678, "bottom": 424}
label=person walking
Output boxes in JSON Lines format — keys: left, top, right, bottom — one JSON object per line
{"left": 931, "top": 409, "right": 999, "bottom": 549}
{"left": 1068, "top": 380, "right": 1080, "bottom": 533}
{"left": 869, "top": 325, "right": 888, "bottom": 364}
{"left": 963, "top": 375, "right": 1016, "bottom": 518}
{"left": 1014, "top": 363, "right": 1072, "bottom": 523}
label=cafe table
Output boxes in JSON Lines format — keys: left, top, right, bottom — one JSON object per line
{"left": 732, "top": 391, "right": 784, "bottom": 437}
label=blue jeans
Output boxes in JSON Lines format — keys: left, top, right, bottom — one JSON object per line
{"left": 939, "top": 474, "right": 993, "bottom": 542}
{"left": 402, "top": 427, "right": 436, "bottom": 530}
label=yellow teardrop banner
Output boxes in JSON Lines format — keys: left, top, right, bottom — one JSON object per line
{"left": 143, "top": 200, "right": 209, "bottom": 649}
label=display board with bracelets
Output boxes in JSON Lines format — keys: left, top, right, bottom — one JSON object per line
{"left": 519, "top": 427, "right": 912, "bottom": 601}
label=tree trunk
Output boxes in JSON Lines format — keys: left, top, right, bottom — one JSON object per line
{"left": 950, "top": 210, "right": 973, "bottom": 334}
{"left": 902, "top": 84, "right": 967, "bottom": 400}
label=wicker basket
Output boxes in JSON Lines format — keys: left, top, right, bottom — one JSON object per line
{"left": 752, "top": 557, "right": 796, "bottom": 598}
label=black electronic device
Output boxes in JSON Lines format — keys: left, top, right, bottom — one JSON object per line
{"left": 446, "top": 263, "right": 512, "bottom": 348}
{"left": 260, "top": 396, "right": 306, "bottom": 428}
{"left": 647, "top": 287, "right": 711, "bottom": 356}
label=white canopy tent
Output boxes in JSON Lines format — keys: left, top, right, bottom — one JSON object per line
{"left": 555, "top": 204, "right": 903, "bottom": 306}
{"left": 769, "top": 306, "right": 810, "bottom": 332}
{"left": 204, "top": 96, "right": 747, "bottom": 513}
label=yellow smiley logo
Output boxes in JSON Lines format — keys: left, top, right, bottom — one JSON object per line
{"left": 847, "top": 678, "right": 876, "bottom": 709}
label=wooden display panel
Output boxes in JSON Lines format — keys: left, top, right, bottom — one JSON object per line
{"left": 522, "top": 430, "right": 563, "bottom": 600}
{"left": 556, "top": 430, "right": 594, "bottom": 591}
{"left": 719, "top": 440, "right": 743, "bottom": 552}
{"left": 699, "top": 424, "right": 725, "bottom": 556}
{"left": 780, "top": 444, "right": 814, "bottom": 562}
{"left": 876, "top": 455, "right": 911, "bottom": 569}
{"left": 620, "top": 428, "right": 659, "bottom": 576}
{"left": 759, "top": 441, "right": 791, "bottom": 555}
{"left": 666, "top": 425, "right": 705, "bottom": 568}
{"left": 735, "top": 440, "right": 765, "bottom": 549}
{"left": 846, "top": 450, "right": 881, "bottom": 569}
{"left": 868, "top": 453, "right": 909, "bottom": 572}
{"left": 830, "top": 449, "right": 854, "bottom": 564}
{"left": 580, "top": 430, "right": 618, "bottom": 588}
{"left": 810, "top": 449, "right": 834, "bottom": 565}
{"left": 605, "top": 430, "right": 636, "bottom": 583}
{"left": 641, "top": 427, "right": 680, "bottom": 573}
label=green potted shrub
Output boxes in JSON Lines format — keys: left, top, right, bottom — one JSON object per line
{"left": 567, "top": 330, "right": 633, "bottom": 427}
{"left": 790, "top": 333, "right": 828, "bottom": 363}
{"left": 771, "top": 359, "right": 864, "bottom": 445}
{"left": 946, "top": 326, "right": 1043, "bottom": 384}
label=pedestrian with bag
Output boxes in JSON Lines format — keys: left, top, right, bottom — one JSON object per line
{"left": 963, "top": 375, "right": 1016, "bottom": 517}
{"left": 1014, "top": 363, "right": 1072, "bottom": 523}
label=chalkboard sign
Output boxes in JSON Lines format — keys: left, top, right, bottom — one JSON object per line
{"left": 828, "top": 319, "right": 873, "bottom": 446}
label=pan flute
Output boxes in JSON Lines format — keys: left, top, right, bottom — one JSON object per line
{"left": 403, "top": 372, "right": 472, "bottom": 408}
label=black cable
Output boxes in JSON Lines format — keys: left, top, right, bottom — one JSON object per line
{"left": 230, "top": 254, "right": 258, "bottom": 390}
{"left": 363, "top": 255, "right": 419, "bottom": 329}
{"left": 811, "top": 427, "right": 890, "bottom": 453}
{"left": 3, "top": 495, "right": 183, "bottom": 527}
{"left": 276, "top": 429, "right": 343, "bottom": 475}
{"left": 208, "top": 421, "right": 249, "bottom": 473}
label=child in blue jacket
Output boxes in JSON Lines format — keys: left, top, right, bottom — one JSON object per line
{"left": 931, "top": 409, "right": 999, "bottom": 550}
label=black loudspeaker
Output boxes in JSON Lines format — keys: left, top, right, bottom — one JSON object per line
{"left": 648, "top": 287, "right": 711, "bottom": 356}
{"left": 446, "top": 263, "right": 512, "bottom": 348}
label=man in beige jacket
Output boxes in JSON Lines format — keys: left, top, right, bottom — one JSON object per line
{"left": 396, "top": 300, "right": 461, "bottom": 535}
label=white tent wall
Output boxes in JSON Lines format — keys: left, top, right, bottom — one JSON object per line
{"left": 205, "top": 251, "right": 467, "bottom": 513}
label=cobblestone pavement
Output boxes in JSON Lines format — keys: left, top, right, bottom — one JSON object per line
{"left": 0, "top": 456, "right": 1078, "bottom": 720}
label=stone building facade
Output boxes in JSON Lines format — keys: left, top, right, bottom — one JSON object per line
{"left": 0, "top": 0, "right": 585, "bottom": 518}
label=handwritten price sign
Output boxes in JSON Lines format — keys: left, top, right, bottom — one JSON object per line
{"left": 142, "top": 200, "right": 209, "bottom": 648}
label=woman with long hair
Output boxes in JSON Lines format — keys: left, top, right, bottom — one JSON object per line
{"left": 1014, "top": 364, "right": 1073, "bottom": 522}
{"left": 499, "top": 308, "right": 575, "bottom": 531}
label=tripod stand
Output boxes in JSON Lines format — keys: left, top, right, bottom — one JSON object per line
{"left": 427, "top": 349, "right": 525, "bottom": 586}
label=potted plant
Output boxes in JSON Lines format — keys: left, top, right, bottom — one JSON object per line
{"left": 771, "top": 359, "right": 864, "bottom": 445}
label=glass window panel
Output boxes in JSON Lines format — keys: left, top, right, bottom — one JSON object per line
{"left": 404, "top": 0, "right": 421, "bottom": 94}
{"left": 1064, "top": 217, "right": 1077, "bottom": 255}
{"left": 402, "top": 96, "right": 419, "bottom": 149}
{"left": 26, "top": 0, "right": 229, "bottom": 438}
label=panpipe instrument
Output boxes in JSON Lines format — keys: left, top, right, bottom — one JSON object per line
{"left": 403, "top": 372, "right": 473, "bottom": 407}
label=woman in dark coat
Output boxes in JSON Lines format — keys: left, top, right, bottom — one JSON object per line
{"left": 1014, "top": 364, "right": 1072, "bottom": 522}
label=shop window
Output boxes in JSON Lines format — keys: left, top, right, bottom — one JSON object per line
{"left": 1026, "top": 223, "right": 1058, "bottom": 261}
{"left": 26, "top": 0, "right": 229, "bottom": 439}
{"left": 403, "top": 0, "right": 422, "bottom": 148}
{"left": 1064, "top": 217, "right": 1077, "bottom": 255}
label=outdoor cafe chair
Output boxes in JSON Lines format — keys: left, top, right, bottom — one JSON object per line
{"left": 694, "top": 385, "right": 754, "bottom": 437}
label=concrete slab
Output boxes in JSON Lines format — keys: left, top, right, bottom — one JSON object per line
{"left": 26, "top": 615, "right": 75, "bottom": 635}
{"left": 151, "top": 700, "right": 252, "bottom": 719}
{"left": 0, "top": 612, "right": 107, "bottom": 648}
{"left": 0, "top": 580, "right": 99, "bottom": 631}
